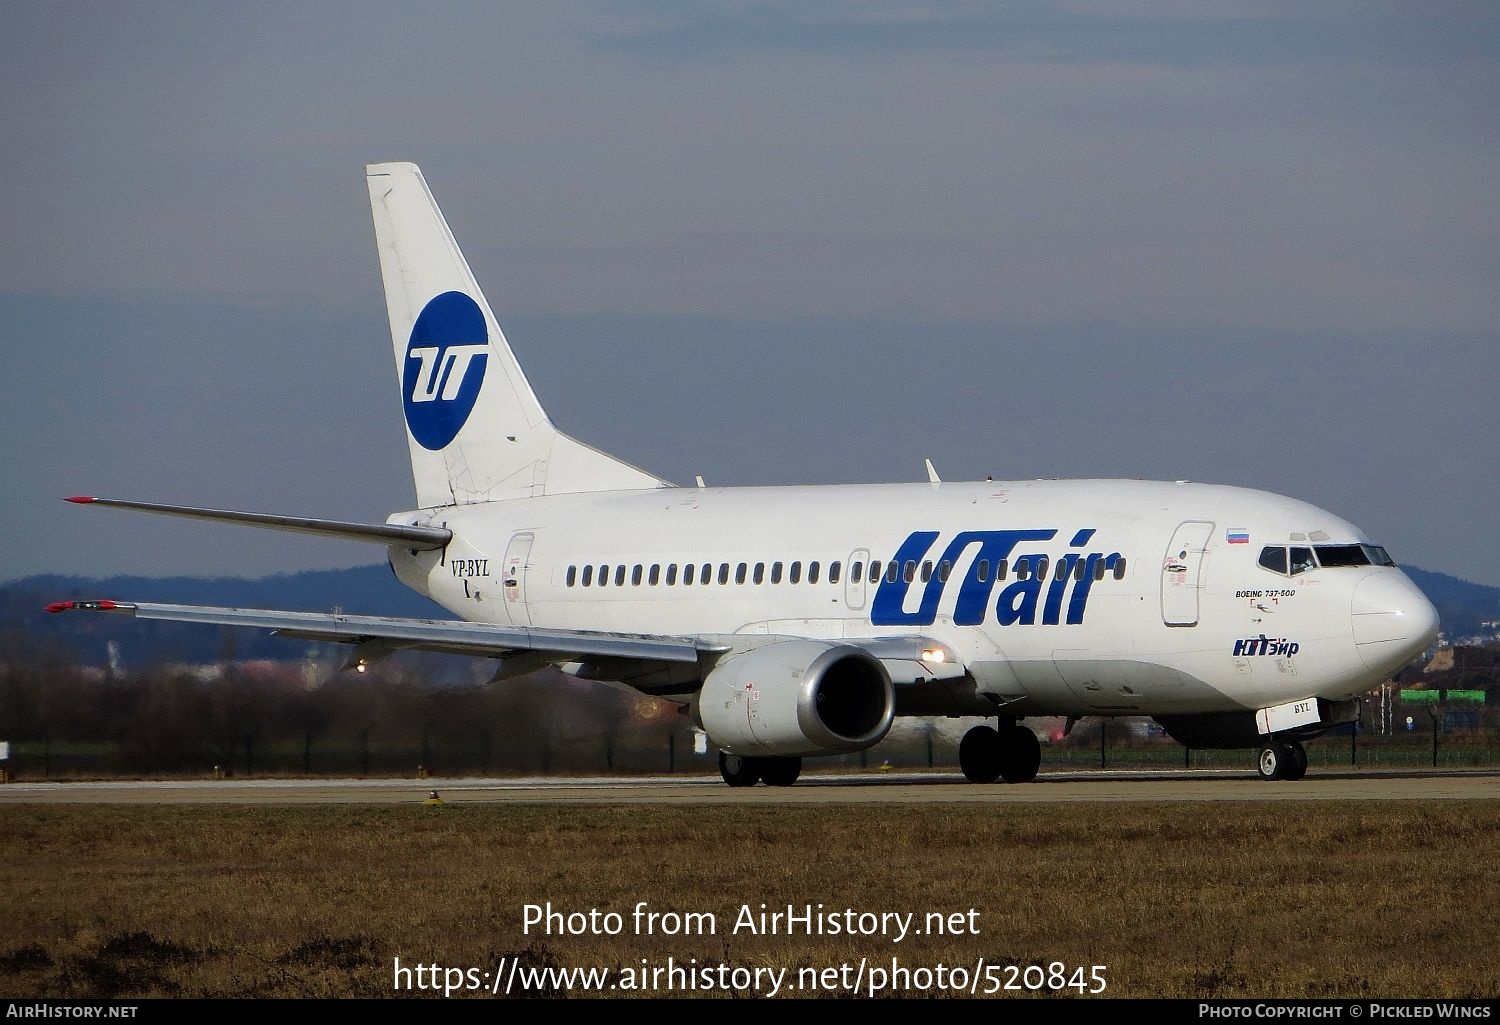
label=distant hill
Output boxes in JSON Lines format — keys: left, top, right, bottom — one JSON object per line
{"left": 1401, "top": 566, "right": 1500, "bottom": 640}
{"left": 2, "top": 563, "right": 1496, "bottom": 668}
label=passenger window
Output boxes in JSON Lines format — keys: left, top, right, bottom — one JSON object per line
{"left": 1016, "top": 559, "right": 1030, "bottom": 581}
{"left": 1035, "top": 556, "right": 1049, "bottom": 579}
{"left": 599, "top": 565, "right": 610, "bottom": 587}
{"left": 1056, "top": 560, "right": 1068, "bottom": 581}
{"left": 869, "top": 561, "right": 882, "bottom": 584}
{"left": 851, "top": 560, "right": 863, "bottom": 582}
{"left": 648, "top": 564, "right": 660, "bottom": 586}
{"left": 1092, "top": 559, "right": 1104, "bottom": 581}
{"left": 632, "top": 565, "right": 643, "bottom": 586}
{"left": 996, "top": 559, "right": 1008, "bottom": 581}
{"left": 615, "top": 566, "right": 627, "bottom": 587}
{"left": 566, "top": 566, "right": 577, "bottom": 587}
{"left": 938, "top": 560, "right": 951, "bottom": 583}
{"left": 885, "top": 562, "right": 899, "bottom": 584}
{"left": 701, "top": 563, "right": 711, "bottom": 584}
{"left": 790, "top": 561, "right": 803, "bottom": 584}
{"left": 581, "top": 565, "right": 593, "bottom": 587}
{"left": 718, "top": 563, "right": 729, "bottom": 585}
{"left": 829, "top": 561, "right": 841, "bottom": 585}
{"left": 666, "top": 564, "right": 678, "bottom": 585}
{"left": 920, "top": 561, "right": 932, "bottom": 583}
{"left": 771, "top": 562, "right": 784, "bottom": 584}
{"left": 1289, "top": 547, "right": 1315, "bottom": 576}
{"left": 809, "top": 561, "right": 820, "bottom": 584}
{"left": 684, "top": 563, "right": 695, "bottom": 586}
{"left": 753, "top": 562, "right": 765, "bottom": 584}
{"left": 1113, "top": 557, "right": 1127, "bottom": 580}
{"left": 735, "top": 562, "right": 747, "bottom": 584}
{"left": 977, "top": 559, "right": 989, "bottom": 583}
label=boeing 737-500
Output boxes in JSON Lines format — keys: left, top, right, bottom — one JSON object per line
{"left": 50, "top": 162, "right": 1441, "bottom": 785}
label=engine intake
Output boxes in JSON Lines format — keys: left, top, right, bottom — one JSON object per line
{"left": 693, "top": 639, "right": 895, "bottom": 757}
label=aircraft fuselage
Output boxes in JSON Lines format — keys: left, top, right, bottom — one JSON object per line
{"left": 389, "top": 477, "right": 1435, "bottom": 719}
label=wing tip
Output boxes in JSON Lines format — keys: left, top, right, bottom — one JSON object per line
{"left": 64, "top": 496, "right": 97, "bottom": 504}
{"left": 45, "top": 599, "right": 119, "bottom": 614}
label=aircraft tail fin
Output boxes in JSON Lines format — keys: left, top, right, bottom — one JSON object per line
{"left": 365, "top": 161, "right": 670, "bottom": 508}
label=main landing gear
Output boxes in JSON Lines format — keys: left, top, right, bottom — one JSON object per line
{"left": 959, "top": 719, "right": 1041, "bottom": 783}
{"left": 1255, "top": 739, "right": 1308, "bottom": 782}
{"left": 718, "top": 752, "right": 802, "bottom": 787}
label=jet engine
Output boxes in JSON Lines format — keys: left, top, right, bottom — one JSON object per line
{"left": 692, "top": 639, "right": 894, "bottom": 757}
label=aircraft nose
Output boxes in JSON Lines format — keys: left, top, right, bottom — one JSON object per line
{"left": 1351, "top": 571, "right": 1440, "bottom": 673}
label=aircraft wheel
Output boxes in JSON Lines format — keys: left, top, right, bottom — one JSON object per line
{"left": 999, "top": 725, "right": 1042, "bottom": 783}
{"left": 1256, "top": 743, "right": 1290, "bottom": 781}
{"left": 1284, "top": 741, "right": 1308, "bottom": 782}
{"left": 760, "top": 756, "right": 802, "bottom": 787}
{"left": 959, "top": 725, "right": 1003, "bottom": 783}
{"left": 719, "top": 751, "right": 760, "bottom": 787}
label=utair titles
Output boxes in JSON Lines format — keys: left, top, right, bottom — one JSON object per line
{"left": 523, "top": 902, "right": 981, "bottom": 943}
{"left": 870, "top": 527, "right": 1123, "bottom": 628}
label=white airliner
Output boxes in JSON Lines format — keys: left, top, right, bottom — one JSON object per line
{"left": 50, "top": 162, "right": 1440, "bottom": 785}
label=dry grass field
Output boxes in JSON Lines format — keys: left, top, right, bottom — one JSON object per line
{"left": 1, "top": 801, "right": 1496, "bottom": 999}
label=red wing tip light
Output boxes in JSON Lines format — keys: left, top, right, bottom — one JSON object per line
{"left": 45, "top": 600, "right": 118, "bottom": 614}
{"left": 64, "top": 496, "right": 97, "bottom": 504}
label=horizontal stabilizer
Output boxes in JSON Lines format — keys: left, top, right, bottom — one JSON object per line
{"left": 46, "top": 599, "right": 727, "bottom": 665}
{"left": 64, "top": 496, "right": 451, "bottom": 550}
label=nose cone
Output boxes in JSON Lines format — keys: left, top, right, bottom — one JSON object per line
{"left": 1351, "top": 571, "right": 1440, "bottom": 673}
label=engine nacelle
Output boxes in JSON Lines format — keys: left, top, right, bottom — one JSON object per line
{"left": 693, "top": 640, "right": 895, "bottom": 757}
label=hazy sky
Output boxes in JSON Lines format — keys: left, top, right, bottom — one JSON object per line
{"left": 3, "top": 2, "right": 1497, "bottom": 587}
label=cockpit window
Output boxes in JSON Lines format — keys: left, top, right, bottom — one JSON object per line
{"left": 1289, "top": 547, "right": 1315, "bottom": 575}
{"left": 1260, "top": 545, "right": 1312, "bottom": 576}
{"left": 1258, "top": 546, "right": 1287, "bottom": 574}
{"left": 1261, "top": 542, "right": 1397, "bottom": 577}
{"left": 1313, "top": 544, "right": 1398, "bottom": 568}
{"left": 1314, "top": 544, "right": 1369, "bottom": 567}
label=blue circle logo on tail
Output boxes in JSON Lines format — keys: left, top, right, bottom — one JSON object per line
{"left": 403, "top": 291, "right": 489, "bottom": 450}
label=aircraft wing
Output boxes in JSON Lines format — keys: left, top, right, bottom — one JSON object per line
{"left": 45, "top": 600, "right": 727, "bottom": 670}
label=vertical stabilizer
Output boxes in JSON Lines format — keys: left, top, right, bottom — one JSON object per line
{"left": 366, "top": 162, "right": 670, "bottom": 507}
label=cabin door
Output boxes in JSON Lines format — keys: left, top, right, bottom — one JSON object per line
{"left": 1160, "top": 521, "right": 1213, "bottom": 627}
{"left": 502, "top": 532, "right": 534, "bottom": 626}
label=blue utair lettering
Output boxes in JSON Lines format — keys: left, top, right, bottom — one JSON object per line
{"left": 871, "top": 530, "right": 1048, "bottom": 627}
{"left": 870, "top": 529, "right": 1121, "bottom": 628}
{"left": 403, "top": 291, "right": 489, "bottom": 451}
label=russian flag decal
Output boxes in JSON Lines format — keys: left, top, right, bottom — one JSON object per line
{"left": 1226, "top": 528, "right": 1250, "bottom": 544}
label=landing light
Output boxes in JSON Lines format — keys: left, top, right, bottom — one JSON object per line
{"left": 922, "top": 648, "right": 947, "bottom": 664}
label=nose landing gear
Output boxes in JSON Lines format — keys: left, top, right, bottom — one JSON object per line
{"left": 1256, "top": 739, "right": 1308, "bottom": 781}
